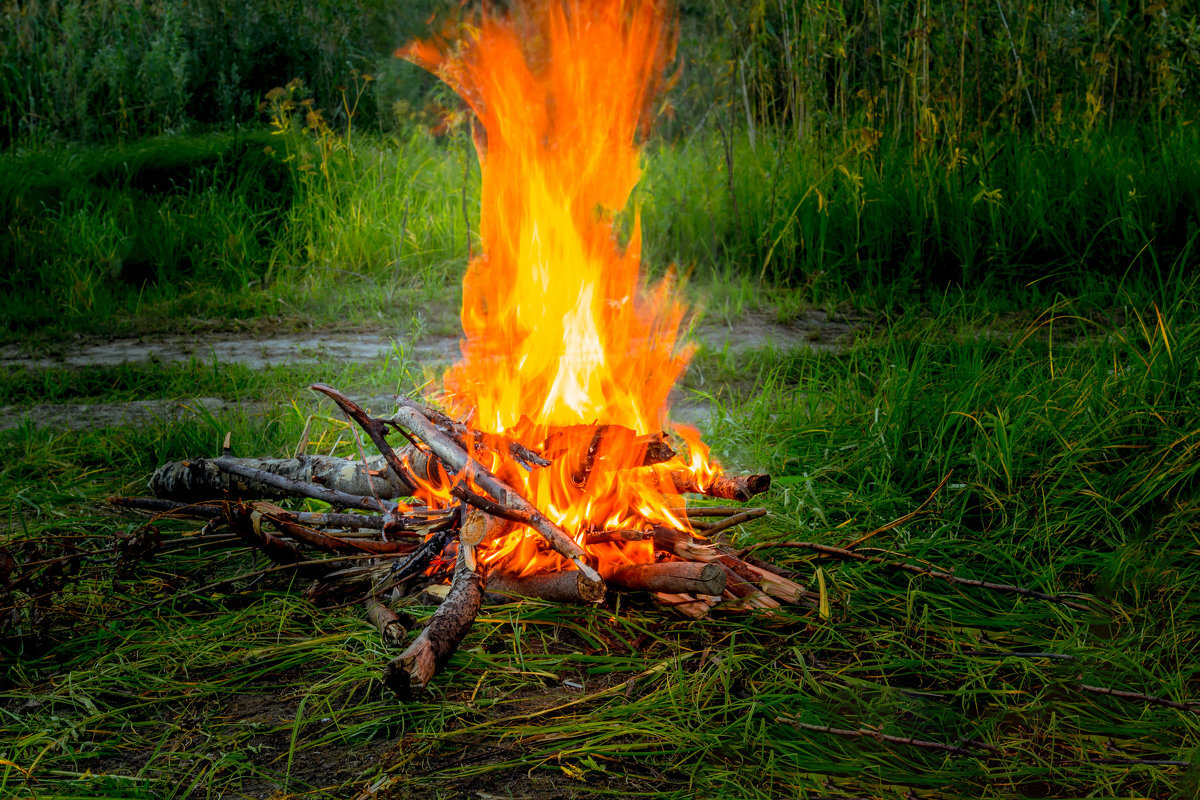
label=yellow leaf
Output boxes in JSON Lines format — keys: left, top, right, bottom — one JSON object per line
{"left": 817, "top": 567, "right": 830, "bottom": 620}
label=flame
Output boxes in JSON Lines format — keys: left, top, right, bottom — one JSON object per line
{"left": 400, "top": 0, "right": 724, "bottom": 579}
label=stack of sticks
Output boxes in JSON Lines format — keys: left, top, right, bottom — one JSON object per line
{"left": 111, "top": 384, "right": 813, "bottom": 695}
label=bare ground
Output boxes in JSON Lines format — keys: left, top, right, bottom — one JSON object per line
{"left": 0, "top": 309, "right": 867, "bottom": 432}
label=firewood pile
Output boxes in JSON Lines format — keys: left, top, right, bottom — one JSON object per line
{"left": 111, "top": 384, "right": 814, "bottom": 696}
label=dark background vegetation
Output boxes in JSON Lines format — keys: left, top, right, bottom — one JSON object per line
{"left": 3, "top": 0, "right": 1200, "bottom": 328}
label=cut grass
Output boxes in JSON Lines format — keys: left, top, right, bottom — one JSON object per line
{"left": 2, "top": 285, "right": 1197, "bottom": 799}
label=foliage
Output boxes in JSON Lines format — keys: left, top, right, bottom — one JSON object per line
{"left": 0, "top": 0, "right": 442, "bottom": 146}
{"left": 4, "top": 1, "right": 1200, "bottom": 148}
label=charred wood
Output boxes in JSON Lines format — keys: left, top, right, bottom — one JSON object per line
{"left": 670, "top": 471, "right": 771, "bottom": 502}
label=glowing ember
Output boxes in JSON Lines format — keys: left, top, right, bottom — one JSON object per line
{"left": 399, "top": 0, "right": 727, "bottom": 579}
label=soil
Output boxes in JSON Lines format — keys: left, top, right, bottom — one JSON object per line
{"left": 1, "top": 309, "right": 867, "bottom": 433}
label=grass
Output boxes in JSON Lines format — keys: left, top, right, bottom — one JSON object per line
{"left": 1, "top": 277, "right": 1197, "bottom": 797}
{"left": 2, "top": 42, "right": 1199, "bottom": 798}
{"left": 4, "top": 118, "right": 1199, "bottom": 348}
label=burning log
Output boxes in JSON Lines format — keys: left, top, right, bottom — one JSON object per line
{"left": 610, "top": 561, "right": 726, "bottom": 596}
{"left": 383, "top": 553, "right": 484, "bottom": 695}
{"left": 486, "top": 569, "right": 606, "bottom": 604}
{"left": 382, "top": 400, "right": 603, "bottom": 586}
{"left": 670, "top": 471, "right": 771, "bottom": 502}
{"left": 394, "top": 397, "right": 552, "bottom": 470}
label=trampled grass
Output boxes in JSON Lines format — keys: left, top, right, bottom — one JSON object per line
{"left": 1, "top": 283, "right": 1197, "bottom": 798}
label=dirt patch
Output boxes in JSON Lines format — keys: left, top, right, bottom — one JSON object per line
{"left": 0, "top": 311, "right": 862, "bottom": 372}
{"left": 0, "top": 332, "right": 463, "bottom": 371}
{"left": 0, "top": 310, "right": 867, "bottom": 433}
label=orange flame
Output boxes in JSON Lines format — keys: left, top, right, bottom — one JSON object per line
{"left": 401, "top": 0, "right": 722, "bottom": 578}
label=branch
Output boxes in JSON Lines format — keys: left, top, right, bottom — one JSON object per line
{"left": 739, "top": 541, "right": 1093, "bottom": 612}
{"left": 383, "top": 552, "right": 484, "bottom": 695}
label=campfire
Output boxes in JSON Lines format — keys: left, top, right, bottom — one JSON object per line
{"left": 114, "top": 0, "right": 809, "bottom": 695}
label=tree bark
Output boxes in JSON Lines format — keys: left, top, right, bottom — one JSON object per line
{"left": 486, "top": 569, "right": 606, "bottom": 604}
{"left": 610, "top": 561, "right": 727, "bottom": 595}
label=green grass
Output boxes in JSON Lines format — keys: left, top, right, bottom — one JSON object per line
{"left": 4, "top": 119, "right": 1199, "bottom": 346}
{"left": 0, "top": 127, "right": 470, "bottom": 341}
{"left": 2, "top": 46, "right": 1199, "bottom": 798}
{"left": 1, "top": 281, "right": 1197, "bottom": 798}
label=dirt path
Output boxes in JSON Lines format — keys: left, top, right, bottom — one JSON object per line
{"left": 1, "top": 310, "right": 865, "bottom": 432}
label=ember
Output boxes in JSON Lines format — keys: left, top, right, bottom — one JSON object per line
{"left": 117, "top": 0, "right": 811, "bottom": 696}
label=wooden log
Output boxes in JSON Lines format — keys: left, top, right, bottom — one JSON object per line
{"left": 650, "top": 526, "right": 814, "bottom": 606}
{"left": 652, "top": 525, "right": 719, "bottom": 561}
{"left": 460, "top": 506, "right": 512, "bottom": 547}
{"left": 610, "top": 561, "right": 727, "bottom": 596}
{"left": 670, "top": 472, "right": 771, "bottom": 502}
{"left": 212, "top": 459, "right": 392, "bottom": 512}
{"left": 151, "top": 454, "right": 415, "bottom": 503}
{"left": 383, "top": 554, "right": 484, "bottom": 695}
{"left": 365, "top": 598, "right": 409, "bottom": 646}
{"left": 385, "top": 402, "right": 601, "bottom": 585}
{"left": 486, "top": 570, "right": 606, "bottom": 604}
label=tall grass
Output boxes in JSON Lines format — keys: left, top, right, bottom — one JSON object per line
{"left": 675, "top": 0, "right": 1200, "bottom": 144}
{"left": 0, "top": 0, "right": 447, "bottom": 146}
{"left": 644, "top": 118, "right": 1200, "bottom": 298}
{"left": 0, "top": 124, "right": 475, "bottom": 337}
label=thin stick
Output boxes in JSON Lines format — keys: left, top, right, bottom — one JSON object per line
{"left": 680, "top": 506, "right": 767, "bottom": 518}
{"left": 739, "top": 541, "right": 1092, "bottom": 611}
{"left": 309, "top": 384, "right": 421, "bottom": 494}
{"left": 779, "top": 716, "right": 990, "bottom": 758}
{"left": 697, "top": 508, "right": 768, "bottom": 538}
{"left": 1076, "top": 683, "right": 1199, "bottom": 715}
